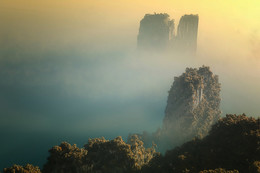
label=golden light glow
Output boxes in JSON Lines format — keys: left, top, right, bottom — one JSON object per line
{"left": 0, "top": 0, "right": 259, "bottom": 54}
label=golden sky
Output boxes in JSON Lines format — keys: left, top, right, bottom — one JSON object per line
{"left": 1, "top": 0, "right": 260, "bottom": 83}
{"left": 1, "top": 0, "right": 259, "bottom": 51}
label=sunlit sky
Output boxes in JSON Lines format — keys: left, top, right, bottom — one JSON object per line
{"left": 1, "top": 0, "right": 260, "bottom": 51}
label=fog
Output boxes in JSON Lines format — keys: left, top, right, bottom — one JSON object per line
{"left": 1, "top": 0, "right": 260, "bottom": 170}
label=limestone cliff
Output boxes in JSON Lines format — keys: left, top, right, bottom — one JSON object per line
{"left": 176, "top": 14, "right": 199, "bottom": 53}
{"left": 137, "top": 13, "right": 199, "bottom": 53}
{"left": 162, "top": 66, "right": 221, "bottom": 146}
{"left": 137, "top": 13, "right": 174, "bottom": 50}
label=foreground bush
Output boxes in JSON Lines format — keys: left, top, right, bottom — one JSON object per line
{"left": 3, "top": 164, "right": 41, "bottom": 173}
{"left": 142, "top": 114, "right": 260, "bottom": 173}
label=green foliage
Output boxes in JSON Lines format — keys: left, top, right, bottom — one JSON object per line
{"left": 42, "top": 136, "right": 157, "bottom": 173}
{"left": 3, "top": 164, "right": 41, "bottom": 173}
{"left": 84, "top": 136, "right": 135, "bottom": 173}
{"left": 199, "top": 168, "right": 239, "bottom": 173}
{"left": 127, "top": 134, "right": 157, "bottom": 169}
{"left": 143, "top": 114, "right": 260, "bottom": 173}
{"left": 250, "top": 161, "right": 260, "bottom": 173}
{"left": 42, "top": 142, "right": 89, "bottom": 173}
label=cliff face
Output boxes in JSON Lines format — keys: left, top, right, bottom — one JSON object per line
{"left": 137, "top": 13, "right": 199, "bottom": 53}
{"left": 162, "top": 66, "right": 221, "bottom": 146}
{"left": 137, "top": 13, "right": 174, "bottom": 50}
{"left": 176, "top": 14, "right": 199, "bottom": 53}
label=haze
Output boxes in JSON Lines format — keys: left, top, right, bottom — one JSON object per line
{"left": 0, "top": 0, "right": 260, "bottom": 170}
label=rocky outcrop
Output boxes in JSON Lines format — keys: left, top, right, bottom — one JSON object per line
{"left": 128, "top": 66, "right": 221, "bottom": 152}
{"left": 137, "top": 13, "right": 199, "bottom": 53}
{"left": 161, "top": 66, "right": 221, "bottom": 147}
{"left": 176, "top": 14, "right": 199, "bottom": 53}
{"left": 137, "top": 13, "right": 174, "bottom": 50}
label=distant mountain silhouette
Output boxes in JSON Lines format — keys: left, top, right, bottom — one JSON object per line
{"left": 137, "top": 13, "right": 199, "bottom": 54}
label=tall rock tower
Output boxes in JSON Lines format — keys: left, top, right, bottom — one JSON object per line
{"left": 137, "top": 13, "right": 174, "bottom": 50}
{"left": 162, "top": 66, "right": 221, "bottom": 147}
{"left": 176, "top": 14, "right": 199, "bottom": 53}
{"left": 137, "top": 13, "right": 199, "bottom": 53}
